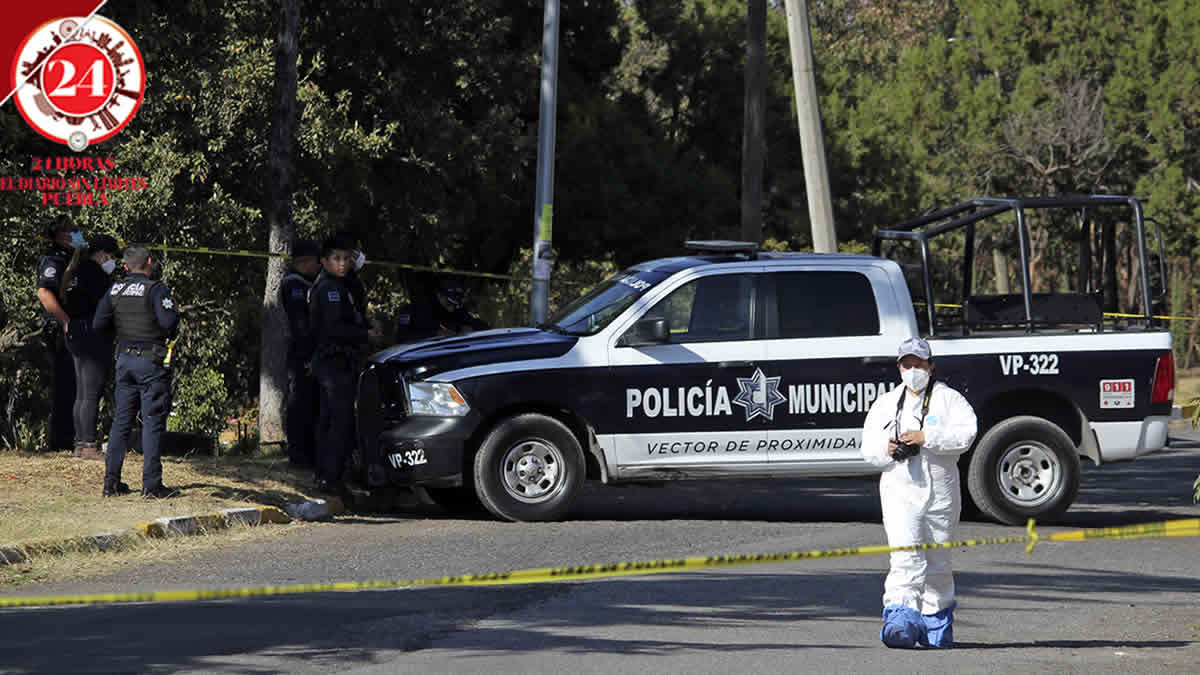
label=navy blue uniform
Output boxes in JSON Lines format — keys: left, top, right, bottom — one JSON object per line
{"left": 63, "top": 260, "right": 116, "bottom": 444}
{"left": 93, "top": 273, "right": 180, "bottom": 492}
{"left": 36, "top": 243, "right": 75, "bottom": 450}
{"left": 280, "top": 271, "right": 317, "bottom": 466}
{"left": 309, "top": 273, "right": 367, "bottom": 487}
{"left": 396, "top": 297, "right": 489, "bottom": 343}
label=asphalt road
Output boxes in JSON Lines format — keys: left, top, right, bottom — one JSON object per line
{"left": 3, "top": 438, "right": 1199, "bottom": 674}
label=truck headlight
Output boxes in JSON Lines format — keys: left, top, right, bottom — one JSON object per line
{"left": 407, "top": 382, "right": 470, "bottom": 416}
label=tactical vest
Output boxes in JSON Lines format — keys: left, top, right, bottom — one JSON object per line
{"left": 279, "top": 272, "right": 314, "bottom": 340}
{"left": 112, "top": 278, "right": 167, "bottom": 345}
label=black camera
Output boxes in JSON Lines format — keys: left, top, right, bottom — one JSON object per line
{"left": 893, "top": 440, "right": 921, "bottom": 461}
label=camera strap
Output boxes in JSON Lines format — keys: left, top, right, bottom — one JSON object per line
{"left": 894, "top": 377, "right": 936, "bottom": 436}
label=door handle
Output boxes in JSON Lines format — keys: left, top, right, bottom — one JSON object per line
{"left": 861, "top": 356, "right": 894, "bottom": 366}
{"left": 718, "top": 361, "right": 755, "bottom": 368}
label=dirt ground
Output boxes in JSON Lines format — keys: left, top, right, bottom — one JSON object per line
{"left": 0, "top": 449, "right": 325, "bottom": 587}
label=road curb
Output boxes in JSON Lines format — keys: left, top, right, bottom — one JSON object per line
{"left": 0, "top": 499, "right": 340, "bottom": 566}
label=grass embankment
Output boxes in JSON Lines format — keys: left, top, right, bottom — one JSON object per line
{"left": 1178, "top": 369, "right": 1200, "bottom": 405}
{"left": 0, "top": 449, "right": 321, "bottom": 586}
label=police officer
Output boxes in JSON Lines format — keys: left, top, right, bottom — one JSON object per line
{"left": 334, "top": 229, "right": 369, "bottom": 319}
{"left": 396, "top": 277, "right": 489, "bottom": 343}
{"left": 61, "top": 235, "right": 122, "bottom": 460}
{"left": 861, "top": 337, "right": 977, "bottom": 649}
{"left": 281, "top": 239, "right": 320, "bottom": 467}
{"left": 309, "top": 235, "right": 377, "bottom": 495}
{"left": 35, "top": 215, "right": 84, "bottom": 452}
{"left": 92, "top": 246, "right": 181, "bottom": 498}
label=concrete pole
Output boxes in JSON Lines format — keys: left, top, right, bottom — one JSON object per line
{"left": 783, "top": 0, "right": 837, "bottom": 252}
{"left": 529, "top": 0, "right": 560, "bottom": 326}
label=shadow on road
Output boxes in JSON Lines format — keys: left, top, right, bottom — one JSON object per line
{"left": 3, "top": 561, "right": 1197, "bottom": 672}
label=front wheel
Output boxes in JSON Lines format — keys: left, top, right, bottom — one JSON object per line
{"left": 473, "top": 413, "right": 584, "bottom": 522}
{"left": 967, "top": 416, "right": 1081, "bottom": 525}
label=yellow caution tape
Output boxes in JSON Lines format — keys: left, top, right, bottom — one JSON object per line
{"left": 916, "top": 301, "right": 1200, "bottom": 322}
{"left": 2, "top": 517, "right": 1197, "bottom": 610}
{"left": 1042, "top": 517, "right": 1200, "bottom": 545}
{"left": 112, "top": 240, "right": 520, "bottom": 282}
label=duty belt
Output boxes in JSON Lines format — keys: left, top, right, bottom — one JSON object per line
{"left": 121, "top": 342, "right": 168, "bottom": 361}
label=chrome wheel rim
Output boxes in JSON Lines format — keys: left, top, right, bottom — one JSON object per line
{"left": 997, "top": 442, "right": 1062, "bottom": 507}
{"left": 500, "top": 439, "right": 564, "bottom": 504}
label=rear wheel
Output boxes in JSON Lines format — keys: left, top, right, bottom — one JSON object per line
{"left": 473, "top": 413, "right": 584, "bottom": 522}
{"left": 967, "top": 416, "right": 1080, "bottom": 525}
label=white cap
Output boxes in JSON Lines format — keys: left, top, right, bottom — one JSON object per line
{"left": 897, "top": 337, "right": 932, "bottom": 362}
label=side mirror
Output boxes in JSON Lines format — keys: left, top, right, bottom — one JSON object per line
{"left": 622, "top": 317, "right": 669, "bottom": 346}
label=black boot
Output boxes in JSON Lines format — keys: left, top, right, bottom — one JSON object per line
{"left": 142, "top": 484, "right": 180, "bottom": 499}
{"left": 103, "top": 478, "right": 132, "bottom": 497}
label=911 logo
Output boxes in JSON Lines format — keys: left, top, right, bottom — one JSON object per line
{"left": 10, "top": 16, "right": 144, "bottom": 151}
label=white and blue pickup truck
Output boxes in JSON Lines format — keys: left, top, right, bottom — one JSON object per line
{"left": 355, "top": 195, "right": 1176, "bottom": 524}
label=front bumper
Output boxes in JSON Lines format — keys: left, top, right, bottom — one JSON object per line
{"left": 368, "top": 415, "right": 478, "bottom": 487}
{"left": 358, "top": 362, "right": 478, "bottom": 487}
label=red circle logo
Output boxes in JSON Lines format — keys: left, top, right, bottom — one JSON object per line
{"left": 11, "top": 16, "right": 145, "bottom": 151}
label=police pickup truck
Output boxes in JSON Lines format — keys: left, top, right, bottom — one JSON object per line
{"left": 356, "top": 195, "right": 1175, "bottom": 524}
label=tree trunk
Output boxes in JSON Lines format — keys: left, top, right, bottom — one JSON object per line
{"left": 992, "top": 249, "right": 1010, "bottom": 294}
{"left": 740, "top": 0, "right": 766, "bottom": 243}
{"left": 258, "top": 0, "right": 300, "bottom": 444}
{"left": 1102, "top": 220, "right": 1118, "bottom": 313}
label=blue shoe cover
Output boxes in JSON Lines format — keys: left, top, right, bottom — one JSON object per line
{"left": 880, "top": 604, "right": 926, "bottom": 649}
{"left": 920, "top": 603, "right": 955, "bottom": 648}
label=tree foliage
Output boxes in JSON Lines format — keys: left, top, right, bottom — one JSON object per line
{"left": 1, "top": 0, "right": 1198, "bottom": 446}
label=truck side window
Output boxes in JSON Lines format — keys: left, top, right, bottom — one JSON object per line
{"left": 775, "top": 271, "right": 880, "bottom": 338}
{"left": 644, "top": 274, "right": 754, "bottom": 342}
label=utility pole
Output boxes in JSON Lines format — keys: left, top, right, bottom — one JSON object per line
{"left": 529, "top": 0, "right": 560, "bottom": 326}
{"left": 783, "top": 0, "right": 837, "bottom": 252}
{"left": 741, "top": 0, "right": 767, "bottom": 244}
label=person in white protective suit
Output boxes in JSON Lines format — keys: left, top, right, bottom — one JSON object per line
{"left": 860, "top": 337, "right": 977, "bottom": 648}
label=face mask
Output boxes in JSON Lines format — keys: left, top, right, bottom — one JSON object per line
{"left": 70, "top": 232, "right": 85, "bottom": 248}
{"left": 101, "top": 258, "right": 117, "bottom": 275}
{"left": 901, "top": 367, "right": 930, "bottom": 392}
{"left": 353, "top": 251, "right": 366, "bottom": 271}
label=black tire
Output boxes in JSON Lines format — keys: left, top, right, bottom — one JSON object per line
{"left": 967, "top": 415, "right": 1080, "bottom": 525}
{"left": 472, "top": 413, "right": 584, "bottom": 522}
{"left": 425, "top": 485, "right": 485, "bottom": 515}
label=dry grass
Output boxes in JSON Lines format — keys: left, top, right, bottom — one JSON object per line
{"left": 0, "top": 449, "right": 321, "bottom": 545}
{"left": 0, "top": 449, "right": 327, "bottom": 587}
{"left": 1178, "top": 368, "right": 1200, "bottom": 403}
{"left": 1, "top": 518, "right": 317, "bottom": 587}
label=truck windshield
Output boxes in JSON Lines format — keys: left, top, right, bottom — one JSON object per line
{"left": 546, "top": 270, "right": 668, "bottom": 336}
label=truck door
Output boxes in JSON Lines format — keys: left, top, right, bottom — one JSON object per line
{"left": 606, "top": 269, "right": 769, "bottom": 472}
{"left": 762, "top": 266, "right": 901, "bottom": 470}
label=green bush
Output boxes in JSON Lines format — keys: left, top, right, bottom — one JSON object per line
{"left": 474, "top": 248, "right": 620, "bottom": 328}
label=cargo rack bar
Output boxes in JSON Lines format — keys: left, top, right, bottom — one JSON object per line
{"left": 872, "top": 195, "right": 1155, "bottom": 335}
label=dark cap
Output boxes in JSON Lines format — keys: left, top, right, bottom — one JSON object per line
{"left": 292, "top": 239, "right": 319, "bottom": 259}
{"left": 88, "top": 234, "right": 122, "bottom": 255}
{"left": 49, "top": 214, "right": 77, "bottom": 234}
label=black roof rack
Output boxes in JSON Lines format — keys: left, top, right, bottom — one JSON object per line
{"left": 871, "top": 194, "right": 1160, "bottom": 334}
{"left": 684, "top": 240, "right": 759, "bottom": 258}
